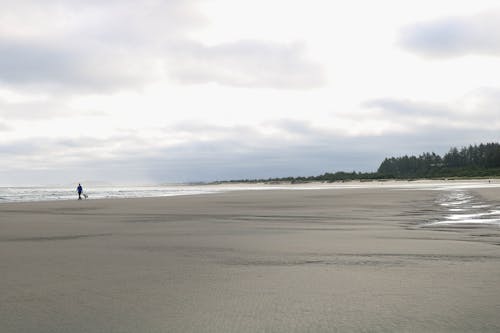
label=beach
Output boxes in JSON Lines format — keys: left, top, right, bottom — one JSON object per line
{"left": 1, "top": 184, "right": 500, "bottom": 332}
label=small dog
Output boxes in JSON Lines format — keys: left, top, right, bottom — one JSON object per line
{"left": 83, "top": 193, "right": 89, "bottom": 199}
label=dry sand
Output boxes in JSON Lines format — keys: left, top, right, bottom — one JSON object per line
{"left": 1, "top": 186, "right": 500, "bottom": 332}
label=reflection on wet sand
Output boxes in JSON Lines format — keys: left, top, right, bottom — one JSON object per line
{"left": 429, "top": 190, "right": 500, "bottom": 226}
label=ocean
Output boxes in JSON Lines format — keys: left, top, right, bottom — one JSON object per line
{"left": 1, "top": 181, "right": 500, "bottom": 227}
{"left": 0, "top": 185, "right": 223, "bottom": 203}
{"left": 0, "top": 183, "right": 348, "bottom": 203}
{"left": 0, "top": 182, "right": 420, "bottom": 203}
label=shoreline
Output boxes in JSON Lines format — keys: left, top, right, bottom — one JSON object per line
{"left": 2, "top": 187, "right": 500, "bottom": 332}
{"left": 2, "top": 178, "right": 500, "bottom": 205}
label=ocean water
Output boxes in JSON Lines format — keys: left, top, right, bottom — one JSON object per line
{"left": 0, "top": 185, "right": 223, "bottom": 203}
{"left": 2, "top": 181, "right": 500, "bottom": 228}
{"left": 0, "top": 183, "right": 353, "bottom": 203}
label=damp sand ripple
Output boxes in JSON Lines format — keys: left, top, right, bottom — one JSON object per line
{"left": 427, "top": 190, "right": 500, "bottom": 227}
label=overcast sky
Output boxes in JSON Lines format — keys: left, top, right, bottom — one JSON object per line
{"left": 1, "top": 0, "right": 500, "bottom": 185}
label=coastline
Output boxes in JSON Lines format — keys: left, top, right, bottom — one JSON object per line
{"left": 2, "top": 178, "right": 500, "bottom": 204}
{"left": 1, "top": 187, "right": 500, "bottom": 332}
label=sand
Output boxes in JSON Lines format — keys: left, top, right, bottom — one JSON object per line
{"left": 1, "top": 186, "right": 500, "bottom": 332}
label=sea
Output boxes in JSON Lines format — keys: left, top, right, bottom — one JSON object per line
{"left": 1, "top": 181, "right": 500, "bottom": 227}
{"left": 0, "top": 185, "right": 210, "bottom": 203}
{"left": 0, "top": 183, "right": 344, "bottom": 203}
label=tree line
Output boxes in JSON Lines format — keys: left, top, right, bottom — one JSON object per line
{"left": 215, "top": 142, "right": 500, "bottom": 184}
{"left": 377, "top": 143, "right": 500, "bottom": 178}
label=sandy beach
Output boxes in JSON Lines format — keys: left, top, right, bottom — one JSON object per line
{"left": 1, "top": 185, "right": 500, "bottom": 332}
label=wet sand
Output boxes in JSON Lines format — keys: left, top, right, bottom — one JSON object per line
{"left": 1, "top": 186, "right": 500, "bottom": 332}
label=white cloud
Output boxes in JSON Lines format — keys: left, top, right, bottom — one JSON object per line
{"left": 0, "top": 0, "right": 204, "bottom": 92}
{"left": 0, "top": 1, "right": 323, "bottom": 92}
{"left": 0, "top": 0, "right": 499, "bottom": 185}
{"left": 0, "top": 0, "right": 205, "bottom": 40}
{"left": 166, "top": 40, "right": 326, "bottom": 89}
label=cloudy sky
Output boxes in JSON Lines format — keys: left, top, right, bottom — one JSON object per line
{"left": 1, "top": 0, "right": 500, "bottom": 185}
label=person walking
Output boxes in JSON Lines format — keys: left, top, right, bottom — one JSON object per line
{"left": 77, "top": 183, "right": 83, "bottom": 200}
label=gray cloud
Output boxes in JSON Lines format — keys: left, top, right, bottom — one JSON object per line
{"left": 2, "top": 117, "right": 499, "bottom": 185}
{"left": 0, "top": 140, "right": 42, "bottom": 156}
{"left": 0, "top": 0, "right": 202, "bottom": 92}
{"left": 362, "top": 98, "right": 450, "bottom": 117}
{"left": 2, "top": 86, "right": 499, "bottom": 185}
{"left": 166, "top": 40, "right": 326, "bottom": 89}
{"left": 0, "top": 1, "right": 324, "bottom": 92}
{"left": 363, "top": 89, "right": 500, "bottom": 127}
{"left": 0, "top": 133, "right": 384, "bottom": 185}
{"left": 0, "top": 41, "right": 70, "bottom": 85}
{"left": 399, "top": 9, "right": 500, "bottom": 57}
{"left": 269, "top": 118, "right": 317, "bottom": 136}
{"left": 0, "top": 39, "right": 158, "bottom": 92}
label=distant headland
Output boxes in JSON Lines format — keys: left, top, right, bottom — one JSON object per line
{"left": 215, "top": 142, "right": 500, "bottom": 184}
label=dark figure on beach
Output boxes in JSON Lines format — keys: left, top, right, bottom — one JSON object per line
{"left": 77, "top": 183, "right": 83, "bottom": 200}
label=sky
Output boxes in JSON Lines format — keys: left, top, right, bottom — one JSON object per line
{"left": 1, "top": 0, "right": 500, "bottom": 185}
